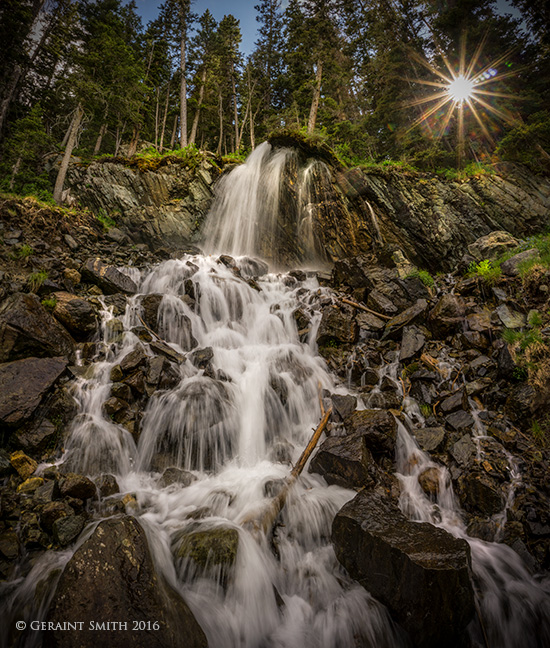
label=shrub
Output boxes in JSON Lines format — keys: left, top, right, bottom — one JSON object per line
{"left": 28, "top": 270, "right": 48, "bottom": 292}
{"left": 468, "top": 259, "right": 501, "bottom": 284}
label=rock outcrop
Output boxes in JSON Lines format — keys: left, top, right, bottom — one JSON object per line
{"left": 44, "top": 516, "right": 207, "bottom": 648}
{"left": 332, "top": 489, "right": 475, "bottom": 648}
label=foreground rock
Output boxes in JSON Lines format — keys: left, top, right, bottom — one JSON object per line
{"left": 81, "top": 258, "right": 138, "bottom": 295}
{"left": 332, "top": 489, "right": 475, "bottom": 648}
{"left": 0, "top": 293, "right": 75, "bottom": 362}
{"left": 44, "top": 516, "right": 207, "bottom": 648}
{"left": 0, "top": 357, "right": 67, "bottom": 427}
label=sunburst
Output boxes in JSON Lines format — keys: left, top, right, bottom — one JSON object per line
{"left": 405, "top": 34, "right": 520, "bottom": 163}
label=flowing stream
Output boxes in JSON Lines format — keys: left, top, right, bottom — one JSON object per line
{"left": 2, "top": 144, "right": 550, "bottom": 648}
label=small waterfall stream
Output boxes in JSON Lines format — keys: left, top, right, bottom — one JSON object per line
{"left": 1, "top": 144, "right": 549, "bottom": 648}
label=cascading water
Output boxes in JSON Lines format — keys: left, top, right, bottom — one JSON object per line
{"left": 2, "top": 145, "right": 549, "bottom": 648}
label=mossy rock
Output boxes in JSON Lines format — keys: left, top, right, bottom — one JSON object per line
{"left": 267, "top": 129, "right": 342, "bottom": 168}
{"left": 175, "top": 526, "right": 239, "bottom": 569}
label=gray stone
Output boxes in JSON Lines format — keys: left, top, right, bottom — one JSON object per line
{"left": 81, "top": 258, "right": 137, "bottom": 295}
{"left": 451, "top": 434, "right": 476, "bottom": 465}
{"left": 44, "top": 516, "right": 207, "bottom": 648}
{"left": 414, "top": 427, "right": 446, "bottom": 452}
{"left": 495, "top": 304, "right": 526, "bottom": 329}
{"left": 53, "top": 514, "right": 86, "bottom": 546}
{"left": 0, "top": 357, "right": 67, "bottom": 426}
{"left": 446, "top": 410, "right": 474, "bottom": 431}
{"left": 500, "top": 248, "right": 538, "bottom": 276}
{"left": 383, "top": 299, "right": 429, "bottom": 340}
{"left": 399, "top": 325, "right": 425, "bottom": 362}
{"left": 158, "top": 467, "right": 197, "bottom": 488}
{"left": 332, "top": 489, "right": 475, "bottom": 648}
{"left": 468, "top": 231, "right": 519, "bottom": 261}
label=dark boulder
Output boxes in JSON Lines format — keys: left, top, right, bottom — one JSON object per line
{"left": 457, "top": 471, "right": 505, "bottom": 516}
{"left": 399, "top": 325, "right": 426, "bottom": 362}
{"left": 332, "top": 489, "right": 475, "bottom": 648}
{"left": 44, "top": 516, "right": 207, "bottom": 648}
{"left": 0, "top": 357, "right": 67, "bottom": 427}
{"left": 140, "top": 293, "right": 163, "bottom": 332}
{"left": 316, "top": 304, "right": 357, "bottom": 346}
{"left": 383, "top": 299, "right": 429, "bottom": 341}
{"left": 343, "top": 409, "right": 397, "bottom": 456}
{"left": 428, "top": 294, "right": 465, "bottom": 339}
{"left": 0, "top": 293, "right": 75, "bottom": 362}
{"left": 81, "top": 257, "right": 138, "bottom": 295}
{"left": 52, "top": 292, "right": 98, "bottom": 340}
{"left": 59, "top": 473, "right": 97, "bottom": 500}
{"left": 309, "top": 434, "right": 375, "bottom": 489}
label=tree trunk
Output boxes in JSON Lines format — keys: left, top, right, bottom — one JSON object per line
{"left": 159, "top": 83, "right": 170, "bottom": 152}
{"left": 170, "top": 115, "right": 178, "bottom": 150}
{"left": 307, "top": 59, "right": 323, "bottom": 135}
{"left": 217, "top": 90, "right": 223, "bottom": 156}
{"left": 154, "top": 87, "right": 160, "bottom": 150}
{"left": 179, "top": 7, "right": 187, "bottom": 148}
{"left": 231, "top": 62, "right": 239, "bottom": 151}
{"left": 93, "top": 122, "right": 107, "bottom": 156}
{"left": 127, "top": 124, "right": 140, "bottom": 157}
{"left": 9, "top": 155, "right": 23, "bottom": 190}
{"left": 53, "top": 103, "right": 84, "bottom": 204}
{"left": 0, "top": 66, "right": 23, "bottom": 136}
{"left": 189, "top": 67, "right": 206, "bottom": 147}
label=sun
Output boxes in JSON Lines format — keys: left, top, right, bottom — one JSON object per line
{"left": 447, "top": 75, "right": 475, "bottom": 102}
{"left": 404, "top": 34, "right": 519, "bottom": 160}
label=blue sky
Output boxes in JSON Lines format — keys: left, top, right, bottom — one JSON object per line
{"left": 134, "top": 0, "right": 261, "bottom": 54}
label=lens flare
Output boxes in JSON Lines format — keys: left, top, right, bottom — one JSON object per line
{"left": 447, "top": 75, "right": 475, "bottom": 102}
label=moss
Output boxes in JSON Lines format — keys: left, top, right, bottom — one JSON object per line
{"left": 175, "top": 527, "right": 239, "bottom": 568}
{"left": 268, "top": 129, "right": 342, "bottom": 168}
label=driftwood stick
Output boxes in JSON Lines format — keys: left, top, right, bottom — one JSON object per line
{"left": 241, "top": 407, "right": 332, "bottom": 535}
{"left": 340, "top": 297, "right": 392, "bottom": 321}
{"left": 138, "top": 315, "right": 163, "bottom": 342}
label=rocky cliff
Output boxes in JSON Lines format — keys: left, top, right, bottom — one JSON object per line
{"left": 63, "top": 148, "right": 550, "bottom": 271}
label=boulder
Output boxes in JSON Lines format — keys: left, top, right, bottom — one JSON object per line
{"left": 140, "top": 293, "right": 163, "bottom": 332}
{"left": 59, "top": 473, "right": 97, "bottom": 500}
{"left": 52, "top": 514, "right": 86, "bottom": 546}
{"left": 414, "top": 427, "right": 446, "bottom": 452}
{"left": 158, "top": 467, "right": 197, "bottom": 488}
{"left": 332, "top": 489, "right": 475, "bottom": 648}
{"left": 383, "top": 299, "right": 429, "bottom": 341}
{"left": 0, "top": 357, "right": 67, "bottom": 427}
{"left": 457, "top": 471, "right": 505, "bottom": 516}
{"left": 44, "top": 516, "right": 207, "bottom": 648}
{"left": 309, "top": 434, "right": 375, "bottom": 489}
{"left": 81, "top": 258, "right": 138, "bottom": 295}
{"left": 0, "top": 293, "right": 75, "bottom": 362}
{"left": 495, "top": 304, "right": 526, "bottom": 329}
{"left": 428, "top": 294, "right": 465, "bottom": 338}
{"left": 96, "top": 474, "right": 120, "bottom": 498}
{"left": 468, "top": 231, "right": 519, "bottom": 261}
{"left": 500, "top": 248, "right": 538, "bottom": 276}
{"left": 343, "top": 409, "right": 397, "bottom": 456}
{"left": 316, "top": 305, "right": 357, "bottom": 346}
{"left": 399, "top": 325, "right": 425, "bottom": 362}
{"left": 52, "top": 292, "right": 98, "bottom": 339}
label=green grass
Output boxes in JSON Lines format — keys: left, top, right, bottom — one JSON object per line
{"left": 96, "top": 208, "right": 116, "bottom": 230}
{"left": 28, "top": 270, "right": 48, "bottom": 292}
{"left": 41, "top": 296, "right": 56, "bottom": 311}
{"left": 468, "top": 259, "right": 501, "bottom": 284}
{"left": 406, "top": 269, "right": 435, "bottom": 288}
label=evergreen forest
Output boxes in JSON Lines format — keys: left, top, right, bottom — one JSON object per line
{"left": 0, "top": 0, "right": 549, "bottom": 204}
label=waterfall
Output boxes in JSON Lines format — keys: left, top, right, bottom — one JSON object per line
{"left": 2, "top": 145, "right": 549, "bottom": 648}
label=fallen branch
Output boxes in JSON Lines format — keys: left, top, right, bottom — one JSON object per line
{"left": 241, "top": 407, "right": 332, "bottom": 535}
{"left": 340, "top": 298, "right": 392, "bottom": 321}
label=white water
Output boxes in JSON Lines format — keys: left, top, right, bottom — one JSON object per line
{"left": 2, "top": 144, "right": 549, "bottom": 648}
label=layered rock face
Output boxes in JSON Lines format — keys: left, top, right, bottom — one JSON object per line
{"left": 65, "top": 157, "right": 219, "bottom": 250}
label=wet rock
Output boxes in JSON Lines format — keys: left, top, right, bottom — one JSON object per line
{"left": 428, "top": 294, "right": 465, "bottom": 338}
{"left": 111, "top": 382, "right": 132, "bottom": 402}
{"left": 0, "top": 357, "right": 68, "bottom": 427}
{"left": 356, "top": 310, "right": 385, "bottom": 335}
{"left": 53, "top": 514, "right": 86, "bottom": 546}
{"left": 10, "top": 450, "right": 38, "bottom": 480}
{"left": 189, "top": 347, "right": 214, "bottom": 371}
{"left": 446, "top": 410, "right": 474, "bottom": 432}
{"left": 52, "top": 292, "right": 98, "bottom": 340}
{"left": 468, "top": 231, "right": 519, "bottom": 261}
{"left": 414, "top": 427, "right": 445, "bottom": 452}
{"left": 120, "top": 347, "right": 147, "bottom": 374}
{"left": 96, "top": 474, "right": 120, "bottom": 497}
{"left": 0, "top": 449, "right": 11, "bottom": 478}
{"left": 467, "top": 517, "right": 497, "bottom": 542}
{"left": 450, "top": 434, "right": 477, "bottom": 466}
{"left": 399, "top": 325, "right": 425, "bottom": 362}
{"left": 40, "top": 501, "right": 73, "bottom": 532}
{"left": 418, "top": 467, "right": 441, "bottom": 497}
{"left": 140, "top": 293, "right": 163, "bottom": 332}
{"left": 505, "top": 383, "right": 537, "bottom": 419}
{"left": 0, "top": 293, "right": 75, "bottom": 362}
{"left": 332, "top": 488, "right": 475, "bottom": 648}
{"left": 81, "top": 257, "right": 137, "bottom": 295}
{"left": 366, "top": 290, "right": 398, "bottom": 317}
{"left": 457, "top": 471, "right": 505, "bottom": 516}
{"left": 149, "top": 340, "right": 185, "bottom": 364}
{"left": 158, "top": 467, "right": 197, "bottom": 488}
{"left": 13, "top": 418, "right": 58, "bottom": 456}
{"left": 383, "top": 299, "right": 428, "bottom": 341}
{"left": 174, "top": 525, "right": 239, "bottom": 579}
{"left": 343, "top": 409, "right": 397, "bottom": 456}
{"left": 59, "top": 473, "right": 97, "bottom": 500}
{"left": 440, "top": 389, "right": 469, "bottom": 414}
{"left": 309, "top": 434, "right": 375, "bottom": 489}
{"left": 17, "top": 476, "right": 44, "bottom": 493}
{"left": 331, "top": 394, "right": 357, "bottom": 421}
{"left": 500, "top": 248, "right": 538, "bottom": 276}
{"left": 45, "top": 515, "right": 207, "bottom": 648}
{"left": 0, "top": 529, "right": 20, "bottom": 560}
{"left": 34, "top": 479, "right": 59, "bottom": 504}
{"left": 316, "top": 305, "right": 357, "bottom": 346}
{"left": 495, "top": 304, "right": 526, "bottom": 329}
